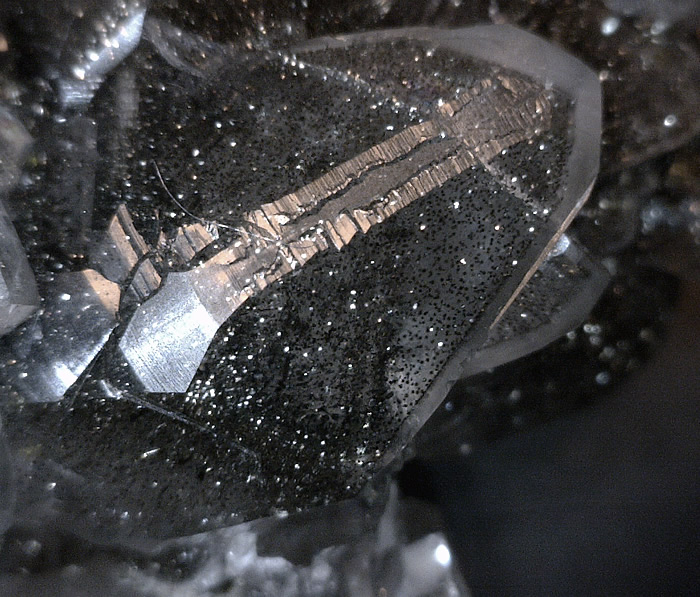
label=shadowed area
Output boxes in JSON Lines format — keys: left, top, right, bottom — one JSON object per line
{"left": 405, "top": 269, "right": 700, "bottom": 596}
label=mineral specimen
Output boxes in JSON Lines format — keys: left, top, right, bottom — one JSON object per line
{"left": 0, "top": 23, "right": 602, "bottom": 536}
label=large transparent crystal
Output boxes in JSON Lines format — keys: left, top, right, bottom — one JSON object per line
{"left": 0, "top": 200, "right": 39, "bottom": 337}
{"left": 0, "top": 22, "right": 602, "bottom": 539}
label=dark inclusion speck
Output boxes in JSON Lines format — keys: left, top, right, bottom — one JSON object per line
{"left": 1, "top": 25, "right": 601, "bottom": 538}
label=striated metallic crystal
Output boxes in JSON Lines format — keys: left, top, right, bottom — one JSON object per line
{"left": 0, "top": 23, "right": 603, "bottom": 532}
{"left": 91, "top": 204, "right": 153, "bottom": 284}
{"left": 120, "top": 72, "right": 558, "bottom": 393}
{"left": 91, "top": 203, "right": 162, "bottom": 304}
{"left": 1, "top": 204, "right": 163, "bottom": 401}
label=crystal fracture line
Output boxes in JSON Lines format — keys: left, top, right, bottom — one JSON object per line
{"left": 119, "top": 75, "right": 553, "bottom": 393}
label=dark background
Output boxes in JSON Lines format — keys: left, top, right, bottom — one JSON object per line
{"left": 403, "top": 257, "right": 700, "bottom": 596}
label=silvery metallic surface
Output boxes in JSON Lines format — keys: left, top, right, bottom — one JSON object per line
{"left": 116, "top": 24, "right": 601, "bottom": 399}
{"left": 119, "top": 70, "right": 557, "bottom": 393}
{"left": 90, "top": 203, "right": 162, "bottom": 304}
{"left": 0, "top": 205, "right": 160, "bottom": 401}
{"left": 0, "top": 1, "right": 697, "bottom": 594}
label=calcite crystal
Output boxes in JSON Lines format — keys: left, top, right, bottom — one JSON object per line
{"left": 0, "top": 201, "right": 39, "bottom": 337}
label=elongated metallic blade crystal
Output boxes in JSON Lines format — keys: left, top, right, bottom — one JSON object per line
{"left": 120, "top": 74, "right": 554, "bottom": 392}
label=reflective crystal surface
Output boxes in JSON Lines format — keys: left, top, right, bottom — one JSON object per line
{"left": 0, "top": 199, "right": 39, "bottom": 336}
{"left": 0, "top": 23, "right": 601, "bottom": 539}
{"left": 2, "top": 1, "right": 697, "bottom": 595}
{"left": 0, "top": 109, "right": 38, "bottom": 335}
{"left": 0, "top": 0, "right": 147, "bottom": 108}
{"left": 0, "top": 480, "right": 470, "bottom": 597}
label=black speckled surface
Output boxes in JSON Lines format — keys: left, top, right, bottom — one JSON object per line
{"left": 1, "top": 24, "right": 592, "bottom": 538}
{"left": 0, "top": 1, "right": 698, "bottom": 594}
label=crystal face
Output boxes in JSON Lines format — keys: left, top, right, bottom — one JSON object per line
{"left": 0, "top": 200, "right": 39, "bottom": 337}
{"left": 0, "top": 24, "right": 602, "bottom": 537}
{"left": 0, "top": 109, "right": 38, "bottom": 336}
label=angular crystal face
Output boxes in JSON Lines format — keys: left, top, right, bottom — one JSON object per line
{"left": 0, "top": 24, "right": 601, "bottom": 536}
{"left": 119, "top": 69, "right": 557, "bottom": 393}
{"left": 0, "top": 200, "right": 39, "bottom": 337}
{"left": 0, "top": 109, "right": 38, "bottom": 336}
